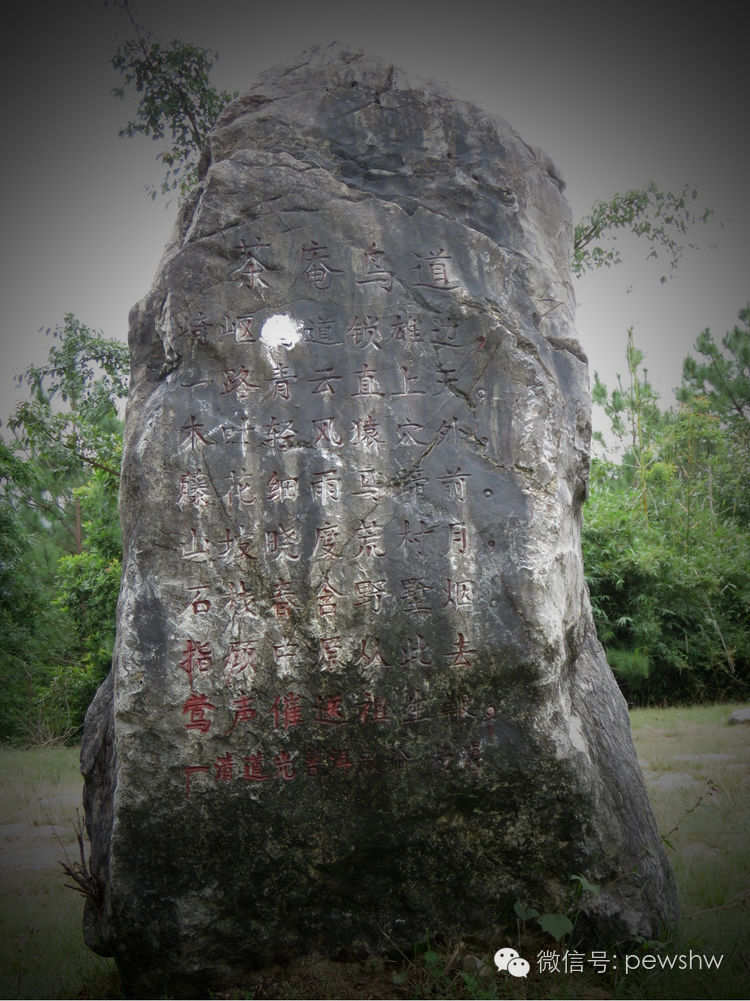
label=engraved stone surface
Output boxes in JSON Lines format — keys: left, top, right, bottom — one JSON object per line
{"left": 82, "top": 43, "right": 678, "bottom": 995}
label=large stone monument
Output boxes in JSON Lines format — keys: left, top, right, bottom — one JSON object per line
{"left": 82, "top": 43, "right": 677, "bottom": 995}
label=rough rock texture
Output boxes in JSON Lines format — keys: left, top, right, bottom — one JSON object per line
{"left": 82, "top": 43, "right": 677, "bottom": 996}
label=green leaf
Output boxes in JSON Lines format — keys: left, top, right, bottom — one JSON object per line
{"left": 537, "top": 913, "right": 574, "bottom": 941}
{"left": 570, "top": 873, "right": 601, "bottom": 896}
{"left": 514, "top": 901, "right": 540, "bottom": 921}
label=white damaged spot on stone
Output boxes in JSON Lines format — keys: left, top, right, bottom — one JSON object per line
{"left": 260, "top": 314, "right": 303, "bottom": 349}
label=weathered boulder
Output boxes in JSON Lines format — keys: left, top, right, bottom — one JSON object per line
{"left": 728, "top": 707, "right": 750, "bottom": 725}
{"left": 82, "top": 43, "right": 677, "bottom": 996}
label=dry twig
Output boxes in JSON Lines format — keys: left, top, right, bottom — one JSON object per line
{"left": 59, "top": 809, "right": 101, "bottom": 905}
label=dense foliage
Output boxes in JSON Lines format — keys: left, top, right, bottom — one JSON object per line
{"left": 583, "top": 315, "right": 750, "bottom": 705}
{"left": 1, "top": 316, "right": 129, "bottom": 743}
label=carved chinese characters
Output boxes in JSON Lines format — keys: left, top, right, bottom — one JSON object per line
{"left": 163, "top": 223, "right": 505, "bottom": 801}
{"left": 82, "top": 45, "right": 677, "bottom": 996}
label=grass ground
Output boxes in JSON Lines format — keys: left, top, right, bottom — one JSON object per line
{"left": 0, "top": 747, "right": 117, "bottom": 999}
{"left": 0, "top": 703, "right": 747, "bottom": 999}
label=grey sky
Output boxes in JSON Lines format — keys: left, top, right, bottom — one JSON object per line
{"left": 1, "top": 1, "right": 747, "bottom": 434}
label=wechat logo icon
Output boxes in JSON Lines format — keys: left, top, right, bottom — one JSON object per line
{"left": 494, "top": 947, "right": 530, "bottom": 978}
